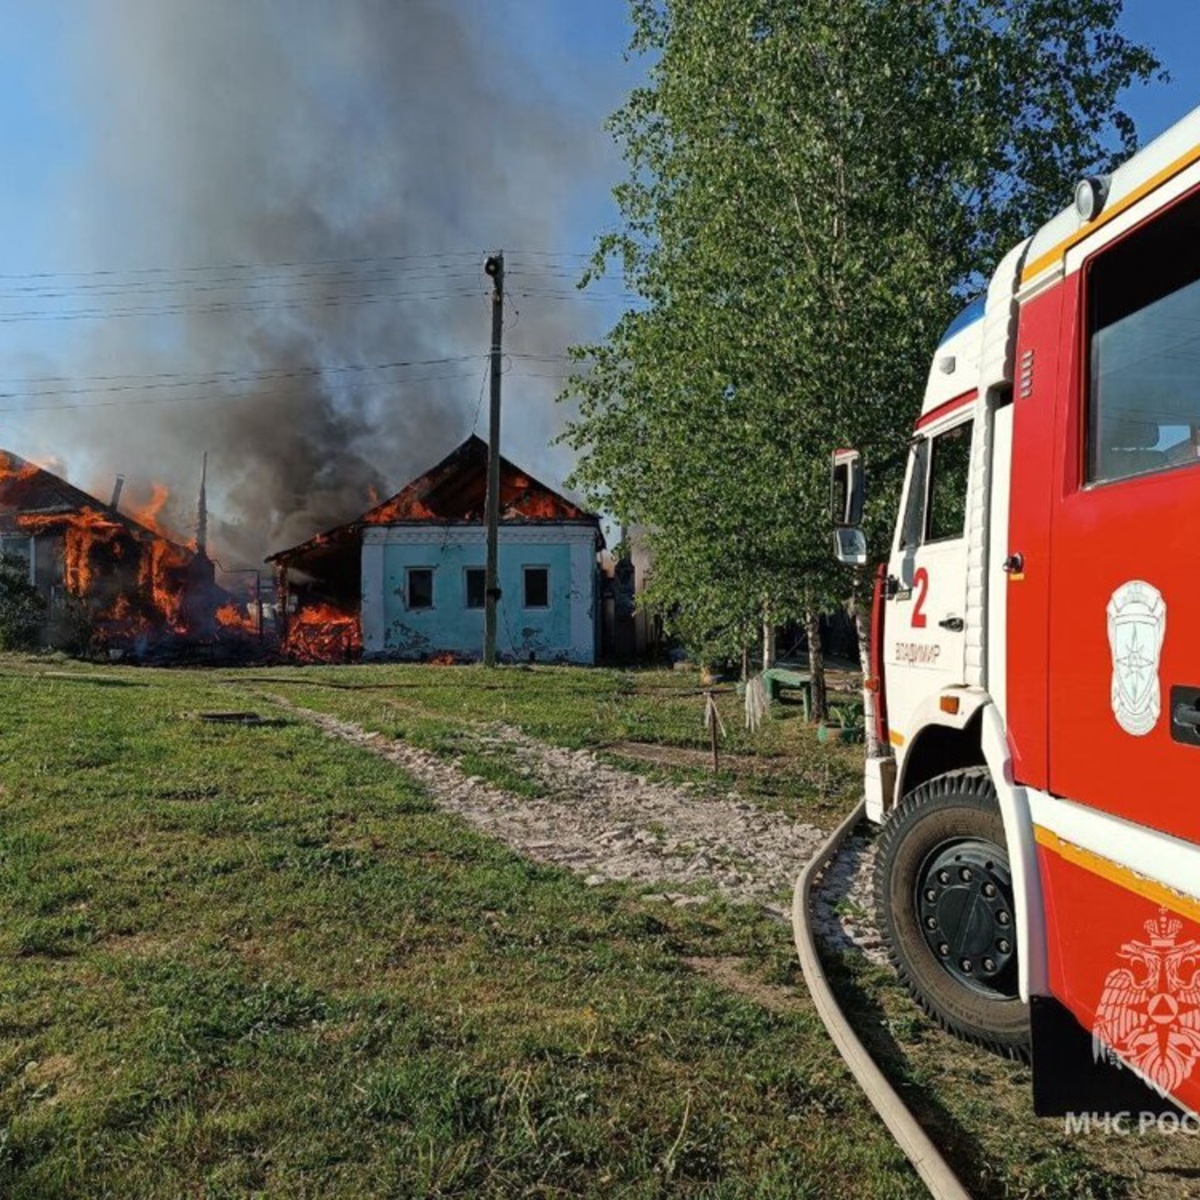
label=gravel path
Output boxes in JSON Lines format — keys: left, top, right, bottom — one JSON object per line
{"left": 810, "top": 830, "right": 889, "bottom": 966}
{"left": 270, "top": 694, "right": 884, "bottom": 947}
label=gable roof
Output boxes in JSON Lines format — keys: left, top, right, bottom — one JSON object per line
{"left": 268, "top": 435, "right": 600, "bottom": 565}
{"left": 0, "top": 447, "right": 190, "bottom": 551}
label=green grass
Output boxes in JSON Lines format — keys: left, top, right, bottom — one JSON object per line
{"left": 0, "top": 656, "right": 919, "bottom": 1199}
{"left": 1, "top": 655, "right": 1188, "bottom": 1198}
{"left": 231, "top": 663, "right": 863, "bottom": 825}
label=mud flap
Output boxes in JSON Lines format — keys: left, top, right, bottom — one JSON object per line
{"left": 1031, "top": 995, "right": 1183, "bottom": 1117}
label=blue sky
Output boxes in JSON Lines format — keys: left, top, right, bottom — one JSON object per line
{"left": 0, "top": 2, "right": 1192, "bottom": 562}
{"left": 1, "top": 4, "right": 1191, "bottom": 276}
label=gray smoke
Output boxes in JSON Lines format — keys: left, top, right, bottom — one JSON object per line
{"left": 10, "top": 0, "right": 621, "bottom": 566}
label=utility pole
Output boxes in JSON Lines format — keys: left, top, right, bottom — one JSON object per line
{"left": 483, "top": 251, "right": 504, "bottom": 667}
{"left": 196, "top": 451, "right": 208, "bottom": 557}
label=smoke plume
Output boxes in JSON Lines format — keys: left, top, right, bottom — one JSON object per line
{"left": 8, "top": 1, "right": 620, "bottom": 568}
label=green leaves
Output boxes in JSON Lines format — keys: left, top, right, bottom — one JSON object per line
{"left": 563, "top": 0, "right": 1160, "bottom": 657}
{"left": 0, "top": 552, "right": 45, "bottom": 651}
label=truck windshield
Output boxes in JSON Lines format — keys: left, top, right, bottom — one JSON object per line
{"left": 1088, "top": 189, "right": 1200, "bottom": 484}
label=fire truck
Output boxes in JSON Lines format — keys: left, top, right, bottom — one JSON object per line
{"left": 831, "top": 104, "right": 1200, "bottom": 1116}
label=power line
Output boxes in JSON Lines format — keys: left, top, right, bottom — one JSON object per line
{"left": 4, "top": 259, "right": 604, "bottom": 295}
{"left": 469, "top": 360, "right": 491, "bottom": 438}
{"left": 0, "top": 350, "right": 574, "bottom": 390}
{"left": 0, "top": 369, "right": 491, "bottom": 416}
{"left": 0, "top": 268, "right": 492, "bottom": 302}
{"left": 0, "top": 287, "right": 496, "bottom": 324}
{"left": 0, "top": 367, "right": 575, "bottom": 417}
{"left": 0, "top": 285, "right": 637, "bottom": 324}
{"left": 505, "top": 249, "right": 594, "bottom": 259}
{"left": 513, "top": 291, "right": 641, "bottom": 303}
{"left": 0, "top": 249, "right": 484, "bottom": 282}
{"left": 0, "top": 354, "right": 486, "bottom": 398}
{"left": 0, "top": 247, "right": 601, "bottom": 284}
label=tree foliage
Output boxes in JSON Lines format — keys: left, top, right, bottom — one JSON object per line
{"left": 562, "top": 0, "right": 1160, "bottom": 660}
{"left": 0, "top": 552, "right": 46, "bottom": 650}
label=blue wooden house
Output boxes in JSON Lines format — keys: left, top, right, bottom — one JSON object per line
{"left": 269, "top": 436, "right": 603, "bottom": 663}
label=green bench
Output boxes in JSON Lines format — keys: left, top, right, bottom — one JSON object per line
{"left": 761, "top": 665, "right": 813, "bottom": 720}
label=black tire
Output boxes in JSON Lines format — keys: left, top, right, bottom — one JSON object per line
{"left": 875, "top": 768, "right": 1031, "bottom": 1059}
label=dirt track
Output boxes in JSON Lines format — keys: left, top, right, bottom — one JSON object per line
{"left": 265, "top": 693, "right": 885, "bottom": 959}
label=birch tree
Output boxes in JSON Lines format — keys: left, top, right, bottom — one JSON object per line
{"left": 564, "top": 0, "right": 1159, "bottom": 712}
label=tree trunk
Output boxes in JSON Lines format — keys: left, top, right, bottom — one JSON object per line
{"left": 849, "top": 584, "right": 884, "bottom": 760}
{"left": 804, "top": 607, "right": 828, "bottom": 723}
{"left": 761, "top": 606, "right": 776, "bottom": 670}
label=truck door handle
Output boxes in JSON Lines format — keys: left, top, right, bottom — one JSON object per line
{"left": 1173, "top": 704, "right": 1200, "bottom": 728}
{"left": 1170, "top": 687, "right": 1200, "bottom": 747}
{"left": 938, "top": 616, "right": 964, "bottom": 632}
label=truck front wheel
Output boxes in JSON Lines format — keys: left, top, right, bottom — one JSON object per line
{"left": 874, "top": 768, "right": 1031, "bottom": 1058}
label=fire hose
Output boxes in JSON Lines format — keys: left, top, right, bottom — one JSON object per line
{"left": 792, "top": 800, "right": 973, "bottom": 1200}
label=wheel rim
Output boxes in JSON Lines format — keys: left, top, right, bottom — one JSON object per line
{"left": 915, "top": 838, "right": 1018, "bottom": 999}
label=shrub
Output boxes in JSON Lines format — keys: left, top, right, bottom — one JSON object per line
{"left": 0, "top": 551, "right": 45, "bottom": 649}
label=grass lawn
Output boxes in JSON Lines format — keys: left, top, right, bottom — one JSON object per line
{"left": 0, "top": 656, "right": 918, "bottom": 1199}
{"left": 2, "top": 655, "right": 1190, "bottom": 1198}
{"left": 229, "top": 662, "right": 865, "bottom": 826}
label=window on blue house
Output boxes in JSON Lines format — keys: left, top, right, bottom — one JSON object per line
{"left": 406, "top": 567, "right": 434, "bottom": 609}
{"left": 523, "top": 566, "right": 549, "bottom": 608}
{"left": 464, "top": 567, "right": 485, "bottom": 609}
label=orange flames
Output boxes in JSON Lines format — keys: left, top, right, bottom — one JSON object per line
{"left": 0, "top": 450, "right": 40, "bottom": 484}
{"left": 126, "top": 483, "right": 173, "bottom": 539}
{"left": 15, "top": 506, "right": 125, "bottom": 596}
{"left": 284, "top": 602, "right": 361, "bottom": 663}
{"left": 0, "top": 451, "right": 262, "bottom": 653}
{"left": 216, "top": 603, "right": 259, "bottom": 633}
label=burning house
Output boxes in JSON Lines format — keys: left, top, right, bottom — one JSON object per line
{"left": 268, "top": 435, "right": 604, "bottom": 663}
{"left": 0, "top": 448, "right": 243, "bottom": 654}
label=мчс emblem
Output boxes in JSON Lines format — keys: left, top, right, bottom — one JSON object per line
{"left": 1093, "top": 909, "right": 1200, "bottom": 1097}
{"left": 1106, "top": 580, "right": 1166, "bottom": 736}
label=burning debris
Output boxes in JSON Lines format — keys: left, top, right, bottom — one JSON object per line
{"left": 0, "top": 448, "right": 261, "bottom": 658}
{"left": 283, "top": 602, "right": 362, "bottom": 664}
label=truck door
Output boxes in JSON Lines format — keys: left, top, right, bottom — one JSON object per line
{"left": 1046, "top": 187, "right": 1200, "bottom": 847}
{"left": 883, "top": 405, "right": 974, "bottom": 752}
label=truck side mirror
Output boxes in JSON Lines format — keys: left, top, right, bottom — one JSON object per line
{"left": 833, "top": 527, "right": 867, "bottom": 566}
{"left": 831, "top": 448, "right": 864, "bottom": 527}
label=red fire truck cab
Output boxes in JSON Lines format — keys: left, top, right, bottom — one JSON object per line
{"left": 832, "top": 105, "right": 1200, "bottom": 1116}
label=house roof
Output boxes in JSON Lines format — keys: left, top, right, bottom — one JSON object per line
{"left": 0, "top": 447, "right": 190, "bottom": 551}
{"left": 268, "top": 435, "right": 601, "bottom": 566}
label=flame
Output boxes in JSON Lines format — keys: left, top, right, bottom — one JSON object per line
{"left": 135, "top": 537, "right": 190, "bottom": 631}
{"left": 16, "top": 506, "right": 127, "bottom": 596}
{"left": 363, "top": 495, "right": 436, "bottom": 524}
{"left": 0, "top": 453, "right": 261, "bottom": 652}
{"left": 0, "top": 449, "right": 40, "bottom": 484}
{"left": 216, "top": 602, "right": 258, "bottom": 633}
{"left": 125, "top": 482, "right": 173, "bottom": 538}
{"left": 284, "top": 602, "right": 361, "bottom": 663}
{"left": 358, "top": 465, "right": 583, "bottom": 527}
